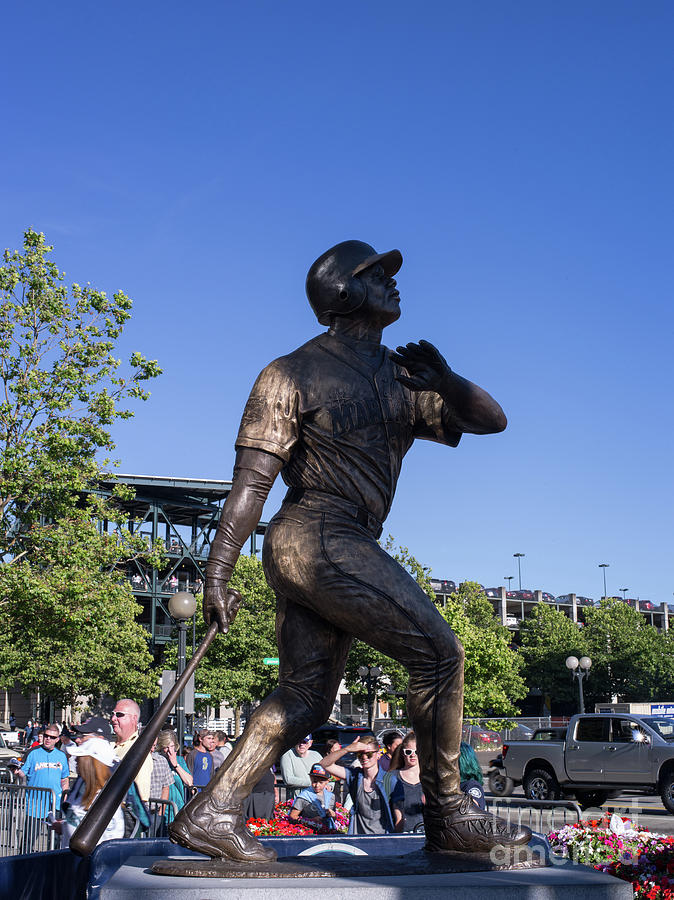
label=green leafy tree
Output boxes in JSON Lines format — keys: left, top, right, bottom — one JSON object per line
{"left": 518, "top": 603, "right": 589, "bottom": 706}
{"left": 581, "top": 599, "right": 674, "bottom": 706}
{"left": 440, "top": 581, "right": 526, "bottom": 717}
{"left": 0, "top": 499, "right": 161, "bottom": 706}
{"left": 0, "top": 228, "right": 161, "bottom": 556}
{"left": 164, "top": 555, "right": 278, "bottom": 734}
{"left": 0, "top": 229, "right": 163, "bottom": 705}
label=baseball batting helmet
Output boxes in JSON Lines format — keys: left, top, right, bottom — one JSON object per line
{"left": 306, "top": 240, "right": 403, "bottom": 325}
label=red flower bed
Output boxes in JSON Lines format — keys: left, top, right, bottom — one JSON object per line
{"left": 246, "top": 799, "right": 350, "bottom": 836}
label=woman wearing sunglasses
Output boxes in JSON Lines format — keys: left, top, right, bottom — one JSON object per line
{"left": 387, "top": 732, "right": 423, "bottom": 832}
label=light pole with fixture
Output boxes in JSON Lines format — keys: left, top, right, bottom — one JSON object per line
{"left": 598, "top": 563, "right": 609, "bottom": 599}
{"left": 168, "top": 591, "right": 197, "bottom": 752}
{"left": 504, "top": 576, "right": 514, "bottom": 592}
{"left": 513, "top": 553, "right": 525, "bottom": 590}
{"left": 358, "top": 665, "right": 382, "bottom": 730}
{"left": 620, "top": 588, "right": 628, "bottom": 601}
{"left": 565, "top": 655, "right": 592, "bottom": 714}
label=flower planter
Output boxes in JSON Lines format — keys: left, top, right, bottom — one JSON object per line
{"left": 549, "top": 813, "right": 674, "bottom": 898}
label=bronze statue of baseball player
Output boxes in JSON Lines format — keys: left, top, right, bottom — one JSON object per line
{"left": 169, "top": 240, "right": 531, "bottom": 859}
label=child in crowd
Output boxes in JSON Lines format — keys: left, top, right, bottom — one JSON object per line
{"left": 288, "top": 764, "right": 336, "bottom": 830}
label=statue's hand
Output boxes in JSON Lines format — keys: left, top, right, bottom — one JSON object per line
{"left": 203, "top": 582, "right": 242, "bottom": 634}
{"left": 390, "top": 340, "right": 452, "bottom": 393}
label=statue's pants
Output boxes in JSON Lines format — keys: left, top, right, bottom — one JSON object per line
{"left": 205, "top": 496, "right": 465, "bottom": 814}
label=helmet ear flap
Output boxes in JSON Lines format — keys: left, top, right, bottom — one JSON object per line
{"left": 336, "top": 276, "right": 366, "bottom": 313}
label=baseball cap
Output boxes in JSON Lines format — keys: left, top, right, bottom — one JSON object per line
{"left": 299, "top": 734, "right": 312, "bottom": 743}
{"left": 72, "top": 717, "right": 113, "bottom": 739}
{"left": 67, "top": 738, "right": 118, "bottom": 768}
{"left": 309, "top": 763, "right": 330, "bottom": 779}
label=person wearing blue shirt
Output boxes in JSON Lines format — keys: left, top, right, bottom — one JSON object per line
{"left": 18, "top": 724, "right": 69, "bottom": 852}
{"left": 288, "top": 764, "right": 336, "bottom": 830}
{"left": 187, "top": 731, "right": 215, "bottom": 791}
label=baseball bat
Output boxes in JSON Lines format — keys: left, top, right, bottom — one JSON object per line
{"left": 69, "top": 616, "right": 222, "bottom": 857}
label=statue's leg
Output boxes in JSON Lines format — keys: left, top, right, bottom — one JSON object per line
{"left": 261, "top": 509, "right": 531, "bottom": 852}
{"left": 169, "top": 590, "right": 352, "bottom": 861}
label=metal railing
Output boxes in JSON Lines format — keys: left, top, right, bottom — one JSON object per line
{"left": 146, "top": 797, "right": 179, "bottom": 836}
{"left": 0, "top": 784, "right": 57, "bottom": 856}
{"left": 0, "top": 787, "right": 184, "bottom": 856}
{"left": 0, "top": 782, "right": 582, "bottom": 857}
{"left": 487, "top": 797, "right": 582, "bottom": 833}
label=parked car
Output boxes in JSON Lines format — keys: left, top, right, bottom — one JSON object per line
{"left": 462, "top": 724, "right": 501, "bottom": 774}
{"left": 501, "top": 723, "right": 533, "bottom": 741}
{"left": 501, "top": 713, "right": 674, "bottom": 811}
{"left": 484, "top": 587, "right": 502, "bottom": 598}
{"left": 462, "top": 724, "right": 500, "bottom": 748}
{"left": 505, "top": 615, "right": 519, "bottom": 627}
{"left": 486, "top": 723, "right": 533, "bottom": 744}
{"left": 430, "top": 579, "right": 457, "bottom": 595}
{"left": 577, "top": 596, "right": 595, "bottom": 607}
{"left": 0, "top": 733, "right": 17, "bottom": 765}
{"left": 311, "top": 724, "right": 375, "bottom": 765}
{"left": 375, "top": 726, "right": 407, "bottom": 751}
{"left": 514, "top": 589, "right": 534, "bottom": 601}
{"left": 555, "top": 594, "right": 573, "bottom": 605}
{"left": 541, "top": 592, "right": 556, "bottom": 603}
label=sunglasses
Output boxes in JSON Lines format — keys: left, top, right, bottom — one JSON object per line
{"left": 43, "top": 734, "right": 59, "bottom": 740}
{"left": 111, "top": 711, "right": 132, "bottom": 719}
{"left": 403, "top": 748, "right": 417, "bottom": 757}
{"left": 357, "top": 751, "right": 378, "bottom": 759}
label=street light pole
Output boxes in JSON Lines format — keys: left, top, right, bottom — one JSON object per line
{"left": 599, "top": 563, "right": 609, "bottom": 600}
{"left": 565, "top": 655, "right": 592, "bottom": 714}
{"left": 513, "top": 553, "right": 525, "bottom": 591}
{"left": 358, "top": 665, "right": 382, "bottom": 730}
{"left": 168, "top": 591, "right": 197, "bottom": 753}
{"left": 620, "top": 588, "right": 628, "bottom": 601}
{"left": 504, "top": 576, "right": 514, "bottom": 592}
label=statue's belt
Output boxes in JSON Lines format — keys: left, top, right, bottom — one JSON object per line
{"left": 283, "top": 487, "right": 383, "bottom": 538}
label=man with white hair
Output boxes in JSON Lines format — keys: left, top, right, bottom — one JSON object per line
{"left": 111, "top": 699, "right": 153, "bottom": 802}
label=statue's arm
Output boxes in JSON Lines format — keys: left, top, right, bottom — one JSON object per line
{"left": 204, "top": 447, "right": 284, "bottom": 632}
{"left": 390, "top": 339, "right": 506, "bottom": 435}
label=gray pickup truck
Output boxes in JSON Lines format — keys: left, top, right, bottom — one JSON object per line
{"left": 501, "top": 712, "right": 674, "bottom": 811}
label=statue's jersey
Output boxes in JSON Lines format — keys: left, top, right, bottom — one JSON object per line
{"left": 236, "top": 330, "right": 463, "bottom": 524}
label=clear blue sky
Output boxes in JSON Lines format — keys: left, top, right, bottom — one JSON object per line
{"left": 2, "top": 2, "right": 672, "bottom": 604}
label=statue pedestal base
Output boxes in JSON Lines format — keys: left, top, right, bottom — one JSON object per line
{"left": 92, "top": 835, "right": 632, "bottom": 899}
{"left": 151, "top": 843, "right": 547, "bottom": 878}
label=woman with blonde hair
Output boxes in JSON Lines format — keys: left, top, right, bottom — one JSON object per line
{"left": 387, "top": 731, "right": 423, "bottom": 832}
{"left": 156, "top": 729, "right": 193, "bottom": 822}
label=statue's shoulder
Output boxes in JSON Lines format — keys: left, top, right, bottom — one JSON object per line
{"left": 257, "top": 334, "right": 327, "bottom": 377}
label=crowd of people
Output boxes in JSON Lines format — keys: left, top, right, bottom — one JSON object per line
{"left": 279, "top": 730, "right": 485, "bottom": 835}
{"left": 11, "top": 702, "right": 237, "bottom": 852}
{"left": 10, "top": 715, "right": 486, "bottom": 850}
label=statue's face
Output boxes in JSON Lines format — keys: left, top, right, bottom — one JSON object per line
{"left": 357, "top": 263, "right": 401, "bottom": 328}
